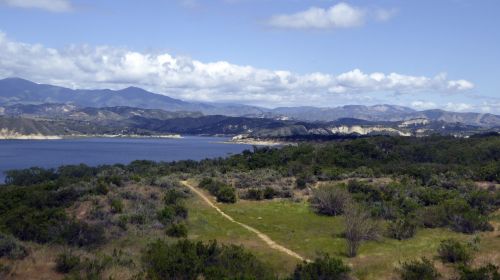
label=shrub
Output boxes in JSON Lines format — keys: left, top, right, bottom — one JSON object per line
{"left": 157, "top": 206, "right": 175, "bottom": 225}
{"left": 216, "top": 185, "right": 237, "bottom": 203}
{"left": 165, "top": 223, "right": 188, "bottom": 238}
{"left": 310, "top": 184, "right": 351, "bottom": 216}
{"left": 263, "top": 187, "right": 277, "bottom": 199}
{"left": 0, "top": 263, "right": 11, "bottom": 278}
{"left": 129, "top": 213, "right": 147, "bottom": 225}
{"left": 291, "top": 254, "right": 350, "bottom": 280}
{"left": 4, "top": 167, "right": 57, "bottom": 186}
{"left": 110, "top": 198, "right": 124, "bottom": 214}
{"left": 247, "top": 189, "right": 264, "bottom": 200}
{"left": 437, "top": 239, "right": 472, "bottom": 265}
{"left": 199, "top": 178, "right": 237, "bottom": 203}
{"left": 420, "top": 200, "right": 494, "bottom": 233}
{"left": 77, "top": 255, "right": 113, "bottom": 280}
{"left": 61, "top": 221, "right": 105, "bottom": 247}
{"left": 163, "top": 189, "right": 186, "bottom": 205}
{"left": 387, "top": 217, "right": 418, "bottom": 240}
{"left": 173, "top": 204, "right": 188, "bottom": 220}
{"left": 94, "top": 180, "right": 109, "bottom": 195}
{"left": 397, "top": 258, "right": 440, "bottom": 280}
{"left": 0, "top": 233, "right": 28, "bottom": 259}
{"left": 419, "top": 206, "right": 447, "bottom": 228}
{"left": 117, "top": 215, "right": 129, "bottom": 230}
{"left": 157, "top": 204, "right": 188, "bottom": 226}
{"left": 55, "top": 251, "right": 81, "bottom": 273}
{"left": 442, "top": 199, "right": 493, "bottom": 233}
{"left": 141, "top": 239, "right": 273, "bottom": 279}
{"left": 458, "top": 263, "right": 500, "bottom": 280}
{"left": 295, "top": 176, "right": 308, "bottom": 189}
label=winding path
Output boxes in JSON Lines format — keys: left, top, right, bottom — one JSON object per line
{"left": 180, "top": 181, "right": 310, "bottom": 262}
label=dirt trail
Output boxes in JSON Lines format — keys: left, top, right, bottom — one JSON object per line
{"left": 180, "top": 181, "right": 310, "bottom": 262}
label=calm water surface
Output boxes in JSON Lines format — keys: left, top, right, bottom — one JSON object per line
{"left": 0, "top": 136, "right": 253, "bottom": 183}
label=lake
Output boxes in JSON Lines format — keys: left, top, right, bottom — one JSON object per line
{"left": 0, "top": 136, "right": 253, "bottom": 183}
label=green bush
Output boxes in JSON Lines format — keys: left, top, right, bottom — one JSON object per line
{"left": 291, "top": 254, "right": 350, "bottom": 280}
{"left": 387, "top": 217, "right": 418, "bottom": 240}
{"left": 157, "top": 203, "right": 188, "bottom": 226}
{"left": 61, "top": 221, "right": 105, "bottom": 247}
{"left": 163, "top": 189, "right": 186, "bottom": 205}
{"left": 295, "top": 176, "right": 308, "bottom": 189}
{"left": 0, "top": 233, "right": 28, "bottom": 259}
{"left": 94, "top": 180, "right": 109, "bottom": 195}
{"left": 117, "top": 215, "right": 129, "bottom": 230}
{"left": 157, "top": 206, "right": 175, "bottom": 225}
{"left": 199, "top": 178, "right": 237, "bottom": 203}
{"left": 165, "top": 223, "right": 188, "bottom": 238}
{"left": 129, "top": 213, "right": 147, "bottom": 225}
{"left": 247, "top": 188, "right": 264, "bottom": 200}
{"left": 140, "top": 239, "right": 273, "bottom": 280}
{"left": 4, "top": 207, "right": 67, "bottom": 243}
{"left": 110, "top": 198, "right": 124, "bottom": 214}
{"left": 216, "top": 185, "right": 237, "bottom": 203}
{"left": 4, "top": 167, "right": 57, "bottom": 186}
{"left": 0, "top": 263, "right": 11, "bottom": 278}
{"left": 458, "top": 263, "right": 500, "bottom": 280}
{"left": 437, "top": 239, "right": 472, "bottom": 265}
{"left": 397, "top": 258, "right": 440, "bottom": 280}
{"left": 173, "top": 204, "right": 188, "bottom": 220}
{"left": 55, "top": 251, "right": 81, "bottom": 273}
{"left": 263, "top": 187, "right": 277, "bottom": 199}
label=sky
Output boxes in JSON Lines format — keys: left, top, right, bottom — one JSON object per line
{"left": 0, "top": 0, "right": 499, "bottom": 113}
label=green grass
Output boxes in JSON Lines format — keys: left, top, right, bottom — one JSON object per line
{"left": 221, "top": 200, "right": 346, "bottom": 258}
{"left": 185, "top": 196, "right": 500, "bottom": 279}
{"left": 185, "top": 194, "right": 299, "bottom": 276}
{"left": 220, "top": 200, "right": 473, "bottom": 279}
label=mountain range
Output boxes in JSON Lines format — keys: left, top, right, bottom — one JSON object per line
{"left": 1, "top": 77, "right": 500, "bottom": 129}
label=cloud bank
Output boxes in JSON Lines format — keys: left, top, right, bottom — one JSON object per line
{"left": 0, "top": 32, "right": 473, "bottom": 106}
{"left": 268, "top": 2, "right": 396, "bottom": 29}
{"left": 0, "top": 0, "right": 72, "bottom": 12}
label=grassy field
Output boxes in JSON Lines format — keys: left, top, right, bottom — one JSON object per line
{"left": 185, "top": 191, "right": 299, "bottom": 276}
{"left": 3, "top": 181, "right": 498, "bottom": 279}
{"left": 186, "top": 188, "right": 500, "bottom": 279}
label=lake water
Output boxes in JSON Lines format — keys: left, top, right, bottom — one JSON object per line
{"left": 0, "top": 136, "right": 253, "bottom": 183}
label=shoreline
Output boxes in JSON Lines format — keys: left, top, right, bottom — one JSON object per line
{"left": 0, "top": 134, "right": 183, "bottom": 140}
{"left": 225, "top": 138, "right": 295, "bottom": 146}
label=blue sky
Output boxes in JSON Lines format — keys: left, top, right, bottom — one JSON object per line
{"left": 0, "top": 0, "right": 499, "bottom": 112}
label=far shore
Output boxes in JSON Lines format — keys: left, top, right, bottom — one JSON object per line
{"left": 224, "top": 138, "right": 296, "bottom": 146}
{"left": 0, "top": 134, "right": 183, "bottom": 140}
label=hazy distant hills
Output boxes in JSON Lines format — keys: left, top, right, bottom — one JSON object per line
{"left": 271, "top": 105, "right": 500, "bottom": 127}
{"left": 1, "top": 77, "right": 500, "bottom": 127}
{"left": 1, "top": 103, "right": 202, "bottom": 122}
{"left": 0, "top": 78, "right": 265, "bottom": 117}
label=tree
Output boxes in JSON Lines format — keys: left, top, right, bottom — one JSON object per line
{"left": 343, "top": 203, "right": 380, "bottom": 257}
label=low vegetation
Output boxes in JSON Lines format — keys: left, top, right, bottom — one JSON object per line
{"left": 1, "top": 135, "right": 499, "bottom": 279}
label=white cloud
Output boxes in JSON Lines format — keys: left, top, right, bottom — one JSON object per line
{"left": 411, "top": 101, "right": 437, "bottom": 110}
{"left": 268, "top": 2, "right": 396, "bottom": 29}
{"left": 444, "top": 102, "right": 473, "bottom": 112}
{"left": 0, "top": 0, "right": 72, "bottom": 12}
{"left": 0, "top": 32, "right": 474, "bottom": 106}
{"left": 447, "top": 79, "right": 474, "bottom": 91}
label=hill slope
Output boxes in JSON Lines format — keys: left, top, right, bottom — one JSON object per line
{"left": 1, "top": 78, "right": 500, "bottom": 127}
